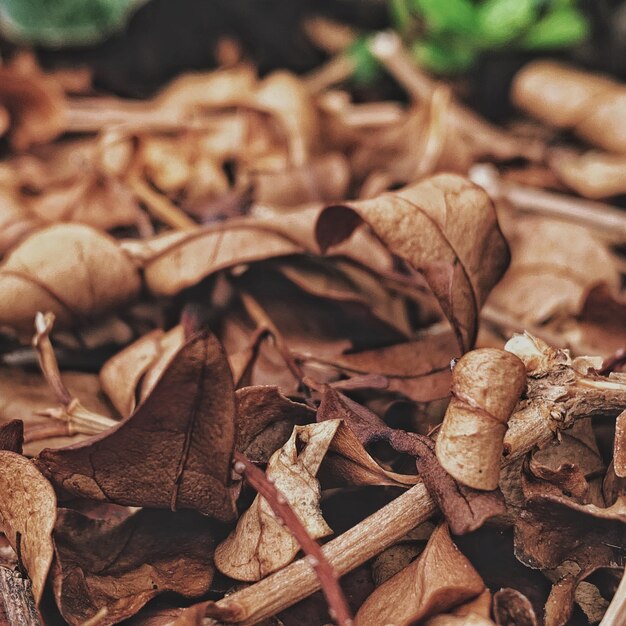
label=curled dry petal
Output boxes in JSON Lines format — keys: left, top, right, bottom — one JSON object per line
{"left": 215, "top": 421, "right": 336, "bottom": 581}
{"left": 512, "top": 61, "right": 626, "bottom": 153}
{"left": 0, "top": 451, "right": 56, "bottom": 604}
{"left": 315, "top": 173, "right": 509, "bottom": 351}
{"left": 436, "top": 348, "right": 526, "bottom": 490}
{"left": 354, "top": 524, "right": 485, "bottom": 626}
{"left": 0, "top": 224, "right": 141, "bottom": 333}
{"left": 52, "top": 508, "right": 215, "bottom": 626}
{"left": 37, "top": 331, "right": 237, "bottom": 521}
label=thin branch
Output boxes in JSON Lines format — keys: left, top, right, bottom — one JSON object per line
{"left": 128, "top": 176, "right": 199, "bottom": 231}
{"left": 232, "top": 451, "right": 353, "bottom": 626}
{"left": 470, "top": 163, "right": 626, "bottom": 243}
{"left": 32, "top": 312, "right": 119, "bottom": 436}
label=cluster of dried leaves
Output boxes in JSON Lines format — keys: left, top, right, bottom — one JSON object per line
{"left": 2, "top": 24, "right": 626, "bottom": 626}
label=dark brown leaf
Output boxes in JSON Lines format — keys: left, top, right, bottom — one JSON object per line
{"left": 52, "top": 508, "right": 215, "bottom": 626}
{"left": 37, "top": 331, "right": 237, "bottom": 521}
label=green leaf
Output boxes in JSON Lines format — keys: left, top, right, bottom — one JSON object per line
{"left": 0, "top": 0, "right": 146, "bottom": 46}
{"left": 411, "top": 0, "right": 478, "bottom": 36}
{"left": 349, "top": 36, "right": 382, "bottom": 85}
{"left": 476, "top": 0, "right": 538, "bottom": 45}
{"left": 411, "top": 37, "right": 477, "bottom": 74}
{"left": 389, "top": 0, "right": 413, "bottom": 34}
{"left": 521, "top": 7, "right": 589, "bottom": 48}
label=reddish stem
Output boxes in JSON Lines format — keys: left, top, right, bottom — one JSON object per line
{"left": 232, "top": 450, "right": 353, "bottom": 626}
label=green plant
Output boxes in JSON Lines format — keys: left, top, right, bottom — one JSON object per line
{"left": 0, "top": 0, "right": 148, "bottom": 46}
{"left": 351, "top": 0, "right": 589, "bottom": 78}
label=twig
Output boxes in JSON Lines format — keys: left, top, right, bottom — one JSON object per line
{"left": 470, "top": 163, "right": 626, "bottom": 243}
{"left": 368, "top": 32, "right": 544, "bottom": 162}
{"left": 32, "top": 312, "right": 118, "bottom": 435}
{"left": 0, "top": 567, "right": 41, "bottom": 626}
{"left": 129, "top": 176, "right": 199, "bottom": 231}
{"left": 231, "top": 451, "right": 353, "bottom": 626}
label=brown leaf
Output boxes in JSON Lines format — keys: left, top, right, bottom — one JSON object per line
{"left": 0, "top": 56, "right": 66, "bottom": 150}
{"left": 436, "top": 348, "right": 526, "bottom": 490}
{"left": 315, "top": 173, "right": 509, "bottom": 351}
{"left": 354, "top": 524, "right": 485, "bottom": 626}
{"left": 235, "top": 385, "right": 315, "bottom": 463}
{"left": 488, "top": 216, "right": 619, "bottom": 326}
{"left": 121, "top": 215, "right": 315, "bottom": 297}
{"left": 100, "top": 326, "right": 185, "bottom": 417}
{"left": 0, "top": 224, "right": 141, "bottom": 333}
{"left": 0, "top": 451, "right": 57, "bottom": 604}
{"left": 512, "top": 60, "right": 626, "bottom": 153}
{"left": 52, "top": 508, "right": 215, "bottom": 625}
{"left": 550, "top": 149, "right": 626, "bottom": 199}
{"left": 215, "top": 421, "right": 335, "bottom": 581}
{"left": 493, "top": 588, "right": 537, "bottom": 626}
{"left": 0, "top": 420, "right": 24, "bottom": 453}
{"left": 37, "top": 331, "right": 237, "bottom": 521}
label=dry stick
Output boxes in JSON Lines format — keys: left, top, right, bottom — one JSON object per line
{"left": 0, "top": 567, "right": 41, "bottom": 626}
{"left": 128, "top": 176, "right": 198, "bottom": 231}
{"left": 33, "top": 312, "right": 118, "bottom": 435}
{"left": 204, "top": 376, "right": 626, "bottom": 625}
{"left": 368, "top": 32, "right": 544, "bottom": 162}
{"left": 470, "top": 164, "right": 626, "bottom": 243}
{"left": 232, "top": 451, "right": 353, "bottom": 626}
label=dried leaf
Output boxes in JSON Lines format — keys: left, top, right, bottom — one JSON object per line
{"left": 235, "top": 385, "right": 315, "bottom": 463}
{"left": 100, "top": 326, "right": 185, "bottom": 417}
{"left": 0, "top": 420, "right": 24, "bottom": 453}
{"left": 0, "top": 451, "right": 56, "bottom": 604}
{"left": 0, "top": 57, "right": 66, "bottom": 150}
{"left": 52, "top": 508, "right": 215, "bottom": 626}
{"left": 436, "top": 348, "right": 526, "bottom": 490}
{"left": 37, "top": 331, "right": 237, "bottom": 521}
{"left": 354, "top": 524, "right": 485, "bottom": 626}
{"left": 315, "top": 173, "right": 509, "bottom": 351}
{"left": 488, "top": 216, "right": 619, "bottom": 326}
{"left": 512, "top": 61, "right": 626, "bottom": 153}
{"left": 550, "top": 149, "right": 626, "bottom": 199}
{"left": 0, "top": 224, "right": 141, "bottom": 333}
{"left": 215, "top": 421, "right": 335, "bottom": 581}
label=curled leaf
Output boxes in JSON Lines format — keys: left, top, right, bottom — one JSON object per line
{"left": 512, "top": 61, "right": 626, "bottom": 153}
{"left": 315, "top": 173, "right": 509, "bottom": 351}
{"left": 436, "top": 348, "right": 526, "bottom": 490}
{"left": 0, "top": 419, "right": 24, "bottom": 453}
{"left": 0, "top": 451, "right": 57, "bottom": 604}
{"left": 0, "top": 224, "right": 141, "bottom": 333}
{"left": 215, "top": 421, "right": 336, "bottom": 581}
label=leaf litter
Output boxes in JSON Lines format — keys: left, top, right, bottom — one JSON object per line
{"left": 1, "top": 23, "right": 626, "bottom": 626}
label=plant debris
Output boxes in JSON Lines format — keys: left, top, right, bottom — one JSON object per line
{"left": 1, "top": 17, "right": 626, "bottom": 626}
